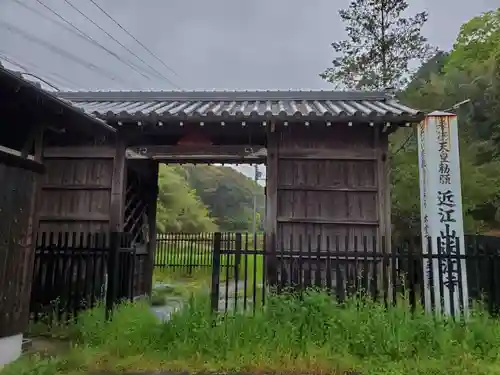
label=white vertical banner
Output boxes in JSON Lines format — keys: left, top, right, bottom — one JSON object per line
{"left": 417, "top": 111, "right": 469, "bottom": 318}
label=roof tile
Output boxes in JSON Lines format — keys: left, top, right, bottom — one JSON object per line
{"left": 57, "top": 90, "right": 424, "bottom": 122}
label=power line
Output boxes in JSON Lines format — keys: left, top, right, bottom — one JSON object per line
{"left": 9, "top": 0, "right": 96, "bottom": 45}
{"left": 0, "top": 19, "right": 132, "bottom": 87}
{"left": 9, "top": 0, "right": 147, "bottom": 85}
{"left": 87, "top": 0, "right": 182, "bottom": 80}
{"left": 63, "top": 0, "right": 180, "bottom": 88}
{"left": 8, "top": 0, "right": 137, "bottom": 86}
{"left": 32, "top": 0, "right": 148, "bottom": 84}
{"left": 0, "top": 54, "right": 61, "bottom": 90}
{"left": 0, "top": 51, "right": 80, "bottom": 90}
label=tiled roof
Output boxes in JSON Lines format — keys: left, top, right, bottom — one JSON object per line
{"left": 57, "top": 90, "right": 424, "bottom": 123}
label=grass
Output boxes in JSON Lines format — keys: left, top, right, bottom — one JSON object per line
{"left": 152, "top": 245, "right": 265, "bottom": 307}
{"left": 6, "top": 290, "right": 500, "bottom": 375}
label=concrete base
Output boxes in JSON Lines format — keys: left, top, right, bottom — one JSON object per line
{"left": 0, "top": 333, "right": 23, "bottom": 366}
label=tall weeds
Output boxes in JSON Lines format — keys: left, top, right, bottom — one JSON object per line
{"left": 5, "top": 291, "right": 500, "bottom": 375}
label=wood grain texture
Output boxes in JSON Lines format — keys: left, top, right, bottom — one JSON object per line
{"left": 36, "top": 147, "right": 115, "bottom": 235}
{"left": 0, "top": 164, "right": 36, "bottom": 338}
{"left": 274, "top": 125, "right": 387, "bottom": 253}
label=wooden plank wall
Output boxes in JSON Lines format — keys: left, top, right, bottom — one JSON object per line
{"left": 36, "top": 146, "right": 117, "bottom": 238}
{"left": 0, "top": 164, "right": 36, "bottom": 338}
{"left": 268, "top": 124, "right": 390, "bottom": 253}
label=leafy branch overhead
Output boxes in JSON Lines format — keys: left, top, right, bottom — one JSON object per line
{"left": 320, "top": 0, "right": 436, "bottom": 90}
{"left": 392, "top": 8, "right": 500, "bottom": 236}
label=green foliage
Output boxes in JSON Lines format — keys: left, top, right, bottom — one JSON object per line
{"left": 155, "top": 164, "right": 264, "bottom": 233}
{"left": 182, "top": 165, "right": 265, "bottom": 231}
{"left": 156, "top": 165, "right": 217, "bottom": 233}
{"left": 446, "top": 9, "right": 500, "bottom": 73}
{"left": 391, "top": 7, "right": 500, "bottom": 236}
{"left": 320, "top": 0, "right": 435, "bottom": 89}
{"left": 7, "top": 293, "right": 500, "bottom": 374}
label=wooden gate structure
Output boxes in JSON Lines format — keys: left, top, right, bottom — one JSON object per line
{"left": 1, "top": 70, "right": 426, "bottom": 365}
{"left": 57, "top": 90, "right": 424, "bottom": 284}
{"left": 0, "top": 65, "right": 115, "bottom": 365}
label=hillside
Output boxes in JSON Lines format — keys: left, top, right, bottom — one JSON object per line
{"left": 156, "top": 164, "right": 265, "bottom": 233}
{"left": 391, "top": 8, "right": 500, "bottom": 237}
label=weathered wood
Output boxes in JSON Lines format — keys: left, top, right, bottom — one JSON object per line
{"left": 38, "top": 214, "right": 110, "bottom": 222}
{"left": 0, "top": 148, "right": 45, "bottom": 173}
{"left": 278, "top": 185, "right": 377, "bottom": 192}
{"left": 36, "top": 147, "right": 115, "bottom": 234}
{"left": 278, "top": 148, "right": 376, "bottom": 160}
{"left": 42, "top": 184, "right": 110, "bottom": 190}
{"left": 277, "top": 217, "right": 379, "bottom": 225}
{"left": 109, "top": 139, "right": 127, "bottom": 232}
{"left": 144, "top": 162, "right": 159, "bottom": 296}
{"left": 44, "top": 146, "right": 117, "bottom": 159}
{"left": 132, "top": 144, "right": 266, "bottom": 157}
{"left": 265, "top": 122, "right": 279, "bottom": 283}
{"left": 274, "top": 125, "right": 382, "bottom": 253}
{"left": 0, "top": 164, "right": 36, "bottom": 338}
{"left": 152, "top": 157, "right": 266, "bottom": 164}
{"left": 23, "top": 128, "right": 44, "bottom": 324}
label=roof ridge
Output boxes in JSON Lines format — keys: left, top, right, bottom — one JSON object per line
{"left": 57, "top": 90, "right": 390, "bottom": 102}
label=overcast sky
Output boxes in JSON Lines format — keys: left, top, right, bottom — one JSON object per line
{"left": 0, "top": 0, "right": 497, "bottom": 180}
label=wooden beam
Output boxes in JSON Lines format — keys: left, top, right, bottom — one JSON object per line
{"left": 277, "top": 185, "right": 377, "bottom": 192}
{"left": 277, "top": 217, "right": 379, "bottom": 225}
{"left": 38, "top": 214, "right": 110, "bottom": 222}
{"left": 278, "top": 148, "right": 376, "bottom": 160}
{"left": 44, "top": 146, "right": 116, "bottom": 159}
{"left": 42, "top": 184, "right": 110, "bottom": 191}
{"left": 132, "top": 144, "right": 266, "bottom": 156}
{"left": 0, "top": 148, "right": 45, "bottom": 174}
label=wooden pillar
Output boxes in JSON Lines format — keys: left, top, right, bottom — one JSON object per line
{"left": 106, "top": 137, "right": 127, "bottom": 315}
{"left": 144, "top": 161, "right": 159, "bottom": 296}
{"left": 265, "top": 121, "right": 279, "bottom": 285}
{"left": 22, "top": 126, "right": 44, "bottom": 319}
{"left": 375, "top": 129, "right": 391, "bottom": 250}
{"left": 0, "top": 126, "right": 44, "bottom": 366}
{"left": 109, "top": 137, "right": 127, "bottom": 232}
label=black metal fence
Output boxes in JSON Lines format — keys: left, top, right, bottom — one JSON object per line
{"left": 155, "top": 232, "right": 265, "bottom": 275}
{"left": 210, "top": 233, "right": 500, "bottom": 317}
{"left": 30, "top": 232, "right": 137, "bottom": 323}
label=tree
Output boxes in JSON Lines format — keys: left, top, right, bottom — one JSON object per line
{"left": 320, "top": 0, "right": 435, "bottom": 90}
{"left": 445, "top": 9, "right": 500, "bottom": 74}
{"left": 156, "top": 165, "right": 217, "bottom": 233}
{"left": 182, "top": 165, "right": 265, "bottom": 231}
{"left": 390, "top": 8, "right": 500, "bottom": 237}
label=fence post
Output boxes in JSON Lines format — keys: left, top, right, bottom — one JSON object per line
{"left": 210, "top": 232, "right": 222, "bottom": 313}
{"left": 235, "top": 233, "right": 242, "bottom": 268}
{"left": 105, "top": 231, "right": 120, "bottom": 320}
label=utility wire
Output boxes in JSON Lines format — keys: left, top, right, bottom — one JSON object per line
{"left": 0, "top": 19, "right": 131, "bottom": 87}
{"left": 1, "top": 50, "right": 82, "bottom": 88}
{"left": 392, "top": 99, "right": 472, "bottom": 156}
{"left": 0, "top": 52, "right": 80, "bottom": 90}
{"left": 32, "top": 0, "right": 147, "bottom": 84}
{"left": 10, "top": 0, "right": 146, "bottom": 85}
{"left": 392, "top": 132, "right": 415, "bottom": 156}
{"left": 9, "top": 0, "right": 98, "bottom": 47}
{"left": 0, "top": 54, "right": 61, "bottom": 90}
{"left": 63, "top": 0, "right": 180, "bottom": 88}
{"left": 8, "top": 0, "right": 135, "bottom": 86}
{"left": 87, "top": 0, "right": 182, "bottom": 80}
